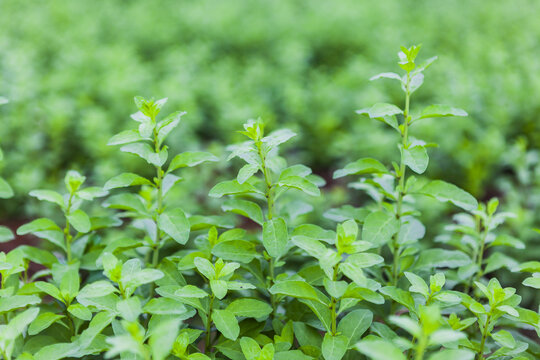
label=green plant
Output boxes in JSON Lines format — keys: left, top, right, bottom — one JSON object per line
{"left": 0, "top": 46, "right": 538, "bottom": 360}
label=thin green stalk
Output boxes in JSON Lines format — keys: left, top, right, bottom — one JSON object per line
{"left": 391, "top": 71, "right": 411, "bottom": 286}
{"left": 256, "top": 140, "right": 278, "bottom": 315}
{"left": 64, "top": 192, "right": 75, "bottom": 263}
{"left": 151, "top": 122, "right": 164, "bottom": 269}
{"left": 414, "top": 334, "right": 426, "bottom": 360}
{"left": 329, "top": 264, "right": 339, "bottom": 335}
{"left": 477, "top": 312, "right": 492, "bottom": 360}
{"left": 205, "top": 294, "right": 215, "bottom": 354}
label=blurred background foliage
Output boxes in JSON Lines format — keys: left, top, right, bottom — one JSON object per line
{"left": 0, "top": 0, "right": 539, "bottom": 256}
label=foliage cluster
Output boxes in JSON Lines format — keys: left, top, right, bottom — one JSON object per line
{"left": 0, "top": 47, "right": 539, "bottom": 360}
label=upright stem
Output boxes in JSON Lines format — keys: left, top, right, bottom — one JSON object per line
{"left": 205, "top": 294, "right": 215, "bottom": 354}
{"left": 477, "top": 312, "right": 492, "bottom": 360}
{"left": 256, "top": 140, "right": 278, "bottom": 314}
{"left": 391, "top": 71, "right": 411, "bottom": 286}
{"left": 151, "top": 122, "right": 164, "bottom": 269}
{"left": 64, "top": 193, "right": 74, "bottom": 263}
{"left": 414, "top": 334, "right": 426, "bottom": 360}
{"left": 329, "top": 264, "right": 339, "bottom": 335}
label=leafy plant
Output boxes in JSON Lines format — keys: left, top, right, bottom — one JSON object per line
{"left": 0, "top": 46, "right": 538, "bottom": 360}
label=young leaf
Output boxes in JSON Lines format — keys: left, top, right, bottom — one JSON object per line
{"left": 417, "top": 180, "right": 478, "bottom": 211}
{"left": 362, "top": 211, "right": 399, "bottom": 246}
{"left": 158, "top": 208, "right": 190, "bottom": 245}
{"left": 333, "top": 158, "right": 388, "bottom": 179}
{"left": 104, "top": 173, "right": 153, "bottom": 190}
{"left": 262, "top": 217, "right": 289, "bottom": 258}
{"left": 212, "top": 309, "right": 240, "bottom": 340}
{"left": 322, "top": 333, "right": 348, "bottom": 360}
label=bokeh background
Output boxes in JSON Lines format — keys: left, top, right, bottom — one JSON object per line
{"left": 1, "top": 1, "right": 539, "bottom": 272}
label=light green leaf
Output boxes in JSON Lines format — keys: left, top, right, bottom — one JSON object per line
{"left": 222, "top": 199, "right": 263, "bottom": 225}
{"left": 210, "top": 279, "right": 228, "bottom": 299}
{"left": 262, "top": 217, "right": 289, "bottom": 258}
{"left": 67, "top": 209, "right": 91, "bottom": 233}
{"left": 403, "top": 145, "right": 428, "bottom": 174}
{"left": 209, "top": 180, "right": 263, "bottom": 198}
{"left": 212, "top": 309, "right": 239, "bottom": 340}
{"left": 337, "top": 309, "right": 373, "bottom": 346}
{"left": 107, "top": 129, "right": 147, "bottom": 145}
{"left": 158, "top": 208, "right": 190, "bottom": 244}
{"left": 104, "top": 173, "right": 152, "bottom": 190}
{"left": 278, "top": 176, "right": 320, "bottom": 196}
{"left": 28, "top": 312, "right": 65, "bottom": 335}
{"left": 415, "top": 249, "right": 471, "bottom": 269}
{"left": 0, "top": 295, "right": 41, "bottom": 313}
{"left": 427, "top": 349, "right": 474, "bottom": 360}
{"left": 418, "top": 104, "right": 468, "bottom": 120}
{"left": 360, "top": 103, "right": 403, "bottom": 118}
{"left": 269, "top": 281, "right": 323, "bottom": 303}
{"left": 68, "top": 303, "right": 92, "bottom": 321}
{"left": 356, "top": 338, "right": 406, "bottom": 360}
{"left": 523, "top": 276, "right": 540, "bottom": 289}
{"left": 227, "top": 298, "right": 272, "bottom": 319}
{"left": 29, "top": 190, "right": 64, "bottom": 208}
{"left": 0, "top": 225, "right": 14, "bottom": 243}
{"left": 212, "top": 240, "right": 258, "bottom": 263}
{"left": 237, "top": 164, "right": 260, "bottom": 184}
{"left": 417, "top": 180, "right": 478, "bottom": 211}
{"left": 333, "top": 158, "right": 388, "bottom": 179}
{"left": 362, "top": 211, "right": 399, "bottom": 246}
{"left": 121, "top": 142, "right": 168, "bottom": 167}
{"left": 404, "top": 272, "right": 429, "bottom": 298}
{"left": 322, "top": 333, "right": 348, "bottom": 360}
{"left": 168, "top": 151, "right": 219, "bottom": 172}
{"left": 0, "top": 177, "right": 13, "bottom": 198}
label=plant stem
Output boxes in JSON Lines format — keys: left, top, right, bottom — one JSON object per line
{"left": 329, "top": 264, "right": 339, "bottom": 335}
{"left": 256, "top": 140, "right": 278, "bottom": 315}
{"left": 391, "top": 71, "right": 411, "bottom": 286}
{"left": 205, "top": 294, "right": 215, "bottom": 354}
{"left": 415, "top": 334, "right": 426, "bottom": 360}
{"left": 151, "top": 123, "right": 164, "bottom": 269}
{"left": 477, "top": 312, "right": 492, "bottom": 360}
{"left": 64, "top": 192, "right": 75, "bottom": 263}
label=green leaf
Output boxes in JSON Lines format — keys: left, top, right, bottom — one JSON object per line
{"left": 227, "top": 298, "right": 273, "bottom": 319}
{"left": 222, "top": 199, "right": 263, "bottom": 225}
{"left": 17, "top": 218, "right": 61, "bottom": 235}
{"left": 0, "top": 177, "right": 14, "bottom": 198}
{"left": 417, "top": 180, "right": 478, "bottom": 211}
{"left": 209, "top": 180, "right": 263, "bottom": 198}
{"left": 0, "top": 225, "right": 14, "bottom": 243}
{"left": 77, "top": 280, "right": 118, "bottom": 298}
{"left": 194, "top": 257, "right": 215, "bottom": 279}
{"left": 67, "top": 303, "right": 92, "bottom": 321}
{"left": 489, "top": 234, "right": 525, "bottom": 249}
{"left": 370, "top": 72, "right": 402, "bottom": 82}
{"left": 427, "top": 349, "right": 474, "bottom": 360}
{"left": 104, "top": 173, "right": 152, "bottom": 190}
{"left": 212, "top": 240, "right": 258, "bottom": 263}
{"left": 262, "top": 217, "right": 289, "bottom": 258}
{"left": 362, "top": 211, "right": 399, "bottom": 246}
{"left": 116, "top": 297, "right": 142, "bottom": 322}
{"left": 404, "top": 272, "right": 429, "bottom": 298}
{"left": 355, "top": 338, "right": 406, "bottom": 360}
{"left": 67, "top": 209, "right": 91, "bottom": 233}
{"left": 29, "top": 190, "right": 64, "bottom": 208}
{"left": 269, "top": 281, "right": 322, "bottom": 303}
{"left": 212, "top": 309, "right": 240, "bottom": 340}
{"left": 158, "top": 208, "right": 190, "bottom": 244}
{"left": 28, "top": 312, "right": 65, "bottom": 335}
{"left": 491, "top": 330, "right": 516, "bottom": 348}
{"left": 278, "top": 176, "right": 320, "bottom": 196}
{"left": 168, "top": 151, "right": 219, "bottom": 172}
{"left": 418, "top": 104, "right": 468, "bottom": 120}
{"left": 210, "top": 279, "right": 228, "bottom": 299}
{"left": 149, "top": 317, "right": 182, "bottom": 360}
{"left": 263, "top": 128, "right": 297, "bottom": 148}
{"left": 337, "top": 309, "right": 373, "bottom": 346}
{"left": 108, "top": 129, "right": 147, "bottom": 145}
{"left": 237, "top": 164, "right": 260, "bottom": 184}
{"left": 359, "top": 103, "right": 403, "bottom": 118}
{"left": 121, "top": 142, "right": 168, "bottom": 167}
{"left": 415, "top": 249, "right": 471, "bottom": 269}
{"left": 322, "top": 333, "right": 348, "bottom": 360}
{"left": 174, "top": 285, "right": 209, "bottom": 298}
{"left": 403, "top": 145, "right": 428, "bottom": 174}
{"left": 0, "top": 295, "right": 41, "bottom": 313}
{"left": 380, "top": 286, "right": 415, "bottom": 311}
{"left": 523, "top": 276, "right": 540, "bottom": 289}
{"left": 144, "top": 298, "right": 192, "bottom": 316}
{"left": 344, "top": 253, "right": 384, "bottom": 268}
{"left": 240, "top": 337, "right": 260, "bottom": 360}
{"left": 157, "top": 111, "right": 185, "bottom": 144}
{"left": 333, "top": 158, "right": 388, "bottom": 179}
